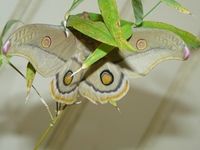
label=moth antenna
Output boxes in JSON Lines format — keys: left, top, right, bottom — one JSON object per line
{"left": 65, "top": 29, "right": 70, "bottom": 37}
{"left": 62, "top": 20, "right": 70, "bottom": 37}
{"left": 62, "top": 20, "right": 67, "bottom": 28}
{"left": 64, "top": 12, "right": 70, "bottom": 21}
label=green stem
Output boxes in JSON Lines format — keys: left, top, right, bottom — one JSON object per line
{"left": 8, "top": 61, "right": 40, "bottom": 97}
{"left": 143, "top": 1, "right": 162, "bottom": 19}
{"left": 8, "top": 60, "right": 54, "bottom": 120}
{"left": 33, "top": 109, "right": 65, "bottom": 150}
{"left": 7, "top": 60, "right": 65, "bottom": 150}
{"left": 33, "top": 123, "right": 54, "bottom": 150}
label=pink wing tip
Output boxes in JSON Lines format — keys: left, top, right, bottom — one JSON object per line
{"left": 183, "top": 46, "right": 190, "bottom": 60}
{"left": 2, "top": 40, "right": 11, "bottom": 54}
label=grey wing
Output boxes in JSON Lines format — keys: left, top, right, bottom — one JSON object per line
{"left": 79, "top": 62, "right": 129, "bottom": 105}
{"left": 50, "top": 43, "right": 90, "bottom": 104}
{"left": 110, "top": 28, "right": 190, "bottom": 77}
{"left": 3, "top": 24, "right": 77, "bottom": 77}
{"left": 50, "top": 56, "right": 83, "bottom": 104}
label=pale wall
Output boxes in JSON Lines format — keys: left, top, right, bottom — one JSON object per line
{"left": 0, "top": 0, "right": 200, "bottom": 150}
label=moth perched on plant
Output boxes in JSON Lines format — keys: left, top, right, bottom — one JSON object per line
{"left": 2, "top": 23, "right": 190, "bottom": 106}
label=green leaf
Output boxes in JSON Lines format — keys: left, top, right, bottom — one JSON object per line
{"left": 84, "top": 12, "right": 199, "bottom": 49}
{"left": 68, "top": 12, "right": 134, "bottom": 69}
{"left": 142, "top": 21, "right": 200, "bottom": 49}
{"left": 82, "top": 44, "right": 113, "bottom": 69}
{"left": 84, "top": 12, "right": 134, "bottom": 26}
{"left": 131, "top": 0, "right": 144, "bottom": 26}
{"left": 0, "top": 20, "right": 21, "bottom": 43}
{"left": 98, "top": 0, "right": 135, "bottom": 51}
{"left": 143, "top": 1, "right": 162, "bottom": 19}
{"left": 86, "top": 12, "right": 103, "bottom": 22}
{"left": 68, "top": 0, "right": 84, "bottom": 12}
{"left": 161, "top": 0, "right": 191, "bottom": 14}
{"left": 65, "top": 0, "right": 84, "bottom": 19}
{"left": 0, "top": 55, "right": 3, "bottom": 66}
{"left": 82, "top": 22, "right": 133, "bottom": 69}
{"left": 26, "top": 62, "right": 36, "bottom": 96}
{"left": 80, "top": 12, "right": 135, "bottom": 27}
{"left": 68, "top": 13, "right": 134, "bottom": 48}
{"left": 68, "top": 15, "right": 118, "bottom": 47}
{"left": 0, "top": 39, "right": 2, "bottom": 56}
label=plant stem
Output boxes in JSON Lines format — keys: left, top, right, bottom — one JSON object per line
{"left": 33, "top": 122, "right": 54, "bottom": 150}
{"left": 33, "top": 109, "right": 65, "bottom": 150}
{"left": 8, "top": 61, "right": 41, "bottom": 97}
{"left": 143, "top": 1, "right": 162, "bottom": 19}
{"left": 8, "top": 61, "right": 53, "bottom": 120}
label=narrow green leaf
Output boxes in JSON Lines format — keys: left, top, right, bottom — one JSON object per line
{"left": 0, "top": 20, "right": 21, "bottom": 42}
{"left": 0, "top": 55, "right": 3, "bottom": 66}
{"left": 68, "top": 13, "right": 134, "bottom": 48}
{"left": 0, "top": 39, "right": 2, "bottom": 56}
{"left": 142, "top": 21, "right": 200, "bottom": 49}
{"left": 68, "top": 0, "right": 84, "bottom": 12}
{"left": 26, "top": 62, "right": 36, "bottom": 95}
{"left": 68, "top": 12, "right": 134, "bottom": 69}
{"left": 161, "top": 0, "right": 191, "bottom": 14}
{"left": 82, "top": 22, "right": 133, "bottom": 69}
{"left": 70, "top": 12, "right": 134, "bottom": 69}
{"left": 143, "top": 1, "right": 162, "bottom": 19}
{"left": 74, "top": 12, "right": 103, "bottom": 23}
{"left": 83, "top": 12, "right": 199, "bottom": 49}
{"left": 65, "top": 0, "right": 84, "bottom": 20}
{"left": 79, "top": 12, "right": 135, "bottom": 27}
{"left": 68, "top": 15, "right": 117, "bottom": 47}
{"left": 81, "top": 12, "right": 135, "bottom": 27}
{"left": 82, "top": 44, "right": 114, "bottom": 69}
{"left": 131, "top": 0, "right": 144, "bottom": 26}
{"left": 98, "top": 0, "right": 135, "bottom": 51}
{"left": 86, "top": 12, "right": 103, "bottom": 22}
{"left": 0, "top": 38, "right": 2, "bottom": 51}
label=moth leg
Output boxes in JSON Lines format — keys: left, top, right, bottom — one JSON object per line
{"left": 39, "top": 97, "right": 54, "bottom": 120}
{"left": 61, "top": 104, "right": 68, "bottom": 111}
{"left": 109, "top": 101, "right": 121, "bottom": 113}
{"left": 55, "top": 102, "right": 64, "bottom": 116}
{"left": 55, "top": 102, "right": 59, "bottom": 116}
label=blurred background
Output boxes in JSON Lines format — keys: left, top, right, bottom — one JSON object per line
{"left": 0, "top": 0, "right": 200, "bottom": 150}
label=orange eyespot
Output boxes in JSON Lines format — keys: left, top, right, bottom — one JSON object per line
{"left": 100, "top": 70, "right": 114, "bottom": 86}
{"left": 41, "top": 36, "right": 52, "bottom": 48}
{"left": 63, "top": 70, "right": 73, "bottom": 86}
{"left": 136, "top": 39, "right": 147, "bottom": 50}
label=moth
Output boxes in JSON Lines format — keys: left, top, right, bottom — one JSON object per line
{"left": 2, "top": 24, "right": 190, "bottom": 106}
